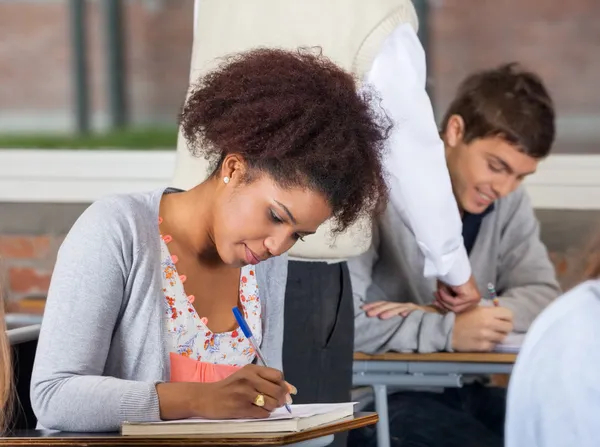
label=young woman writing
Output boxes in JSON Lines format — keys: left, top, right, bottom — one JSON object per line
{"left": 31, "top": 48, "right": 390, "bottom": 432}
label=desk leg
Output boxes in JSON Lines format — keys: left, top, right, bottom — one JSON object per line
{"left": 373, "top": 384, "right": 391, "bottom": 447}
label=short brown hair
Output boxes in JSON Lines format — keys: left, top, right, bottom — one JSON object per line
{"left": 441, "top": 63, "right": 555, "bottom": 158}
{"left": 180, "top": 48, "right": 391, "bottom": 232}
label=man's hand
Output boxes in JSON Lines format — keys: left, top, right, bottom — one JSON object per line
{"left": 452, "top": 306, "right": 514, "bottom": 352}
{"left": 435, "top": 274, "right": 481, "bottom": 313}
{"left": 362, "top": 301, "right": 439, "bottom": 319}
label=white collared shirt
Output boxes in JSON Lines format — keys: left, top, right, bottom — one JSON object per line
{"left": 364, "top": 23, "right": 470, "bottom": 286}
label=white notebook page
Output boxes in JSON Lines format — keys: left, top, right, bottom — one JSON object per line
{"left": 150, "top": 402, "right": 355, "bottom": 425}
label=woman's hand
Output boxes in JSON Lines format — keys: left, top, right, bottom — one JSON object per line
{"left": 157, "top": 365, "right": 295, "bottom": 421}
{"left": 194, "top": 364, "right": 290, "bottom": 419}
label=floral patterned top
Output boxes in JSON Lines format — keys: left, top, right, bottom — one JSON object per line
{"left": 160, "top": 234, "right": 262, "bottom": 367}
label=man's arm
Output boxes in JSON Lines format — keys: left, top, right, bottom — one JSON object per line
{"left": 495, "top": 188, "right": 561, "bottom": 332}
{"left": 364, "top": 23, "right": 471, "bottom": 287}
{"left": 347, "top": 225, "right": 455, "bottom": 354}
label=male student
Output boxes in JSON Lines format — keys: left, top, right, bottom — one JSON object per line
{"left": 348, "top": 63, "right": 561, "bottom": 447}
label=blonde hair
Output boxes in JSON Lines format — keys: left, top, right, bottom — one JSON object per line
{"left": 0, "top": 288, "right": 13, "bottom": 433}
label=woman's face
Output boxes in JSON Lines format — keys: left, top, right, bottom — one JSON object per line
{"left": 212, "top": 157, "right": 332, "bottom": 267}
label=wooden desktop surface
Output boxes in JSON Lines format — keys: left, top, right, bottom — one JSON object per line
{"left": 0, "top": 413, "right": 377, "bottom": 447}
{"left": 354, "top": 352, "right": 517, "bottom": 364}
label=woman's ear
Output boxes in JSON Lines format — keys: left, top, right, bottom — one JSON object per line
{"left": 220, "top": 154, "right": 247, "bottom": 185}
{"left": 444, "top": 114, "right": 466, "bottom": 149}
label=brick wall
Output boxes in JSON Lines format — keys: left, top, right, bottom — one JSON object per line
{"left": 0, "top": 236, "right": 56, "bottom": 301}
{"left": 1, "top": 1, "right": 599, "bottom": 306}
{"left": 0, "top": 202, "right": 88, "bottom": 313}
{"left": 1, "top": 0, "right": 600, "bottom": 148}
{"left": 0, "top": 0, "right": 194, "bottom": 132}
{"left": 429, "top": 0, "right": 600, "bottom": 148}
{"left": 0, "top": 235, "right": 57, "bottom": 314}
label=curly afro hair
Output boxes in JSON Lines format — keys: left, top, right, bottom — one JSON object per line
{"left": 180, "top": 47, "right": 390, "bottom": 233}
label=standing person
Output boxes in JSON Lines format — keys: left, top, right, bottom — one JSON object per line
{"left": 171, "top": 3, "right": 481, "bottom": 445}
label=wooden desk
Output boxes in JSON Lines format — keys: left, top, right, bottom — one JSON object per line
{"left": 0, "top": 413, "right": 377, "bottom": 447}
{"left": 354, "top": 351, "right": 517, "bottom": 364}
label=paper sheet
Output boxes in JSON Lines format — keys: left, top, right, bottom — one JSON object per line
{"left": 495, "top": 332, "right": 526, "bottom": 353}
{"left": 151, "top": 403, "right": 355, "bottom": 425}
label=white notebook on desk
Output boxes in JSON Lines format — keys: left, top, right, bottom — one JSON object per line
{"left": 121, "top": 402, "right": 356, "bottom": 436}
{"left": 494, "top": 332, "right": 526, "bottom": 353}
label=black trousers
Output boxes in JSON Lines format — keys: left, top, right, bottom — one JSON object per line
{"left": 283, "top": 261, "right": 354, "bottom": 447}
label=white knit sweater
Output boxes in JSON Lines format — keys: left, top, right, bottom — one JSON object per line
{"left": 171, "top": 0, "right": 418, "bottom": 261}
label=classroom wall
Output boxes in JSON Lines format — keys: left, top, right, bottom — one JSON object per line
{"left": 1, "top": 0, "right": 599, "bottom": 306}
{"left": 1, "top": 202, "right": 598, "bottom": 310}
{"left": 1, "top": 0, "right": 600, "bottom": 148}
{"left": 0, "top": 0, "right": 194, "bottom": 132}
{"left": 429, "top": 0, "right": 600, "bottom": 151}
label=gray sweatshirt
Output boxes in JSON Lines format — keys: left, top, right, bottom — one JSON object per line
{"left": 30, "top": 188, "right": 288, "bottom": 432}
{"left": 348, "top": 186, "right": 561, "bottom": 354}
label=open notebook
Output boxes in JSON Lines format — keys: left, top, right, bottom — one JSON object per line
{"left": 121, "top": 402, "right": 356, "bottom": 436}
{"left": 494, "top": 332, "right": 526, "bottom": 353}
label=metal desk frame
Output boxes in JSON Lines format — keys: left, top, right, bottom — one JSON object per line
{"left": 352, "top": 355, "right": 515, "bottom": 447}
{"left": 7, "top": 323, "right": 41, "bottom": 346}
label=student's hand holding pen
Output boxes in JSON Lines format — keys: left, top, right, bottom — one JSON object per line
{"left": 200, "top": 364, "right": 295, "bottom": 419}
{"left": 452, "top": 306, "right": 514, "bottom": 352}
{"left": 157, "top": 364, "right": 296, "bottom": 421}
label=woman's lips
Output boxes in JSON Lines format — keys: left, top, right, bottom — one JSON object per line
{"left": 244, "top": 245, "right": 261, "bottom": 265}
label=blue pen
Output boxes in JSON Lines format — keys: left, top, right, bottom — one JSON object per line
{"left": 232, "top": 307, "right": 292, "bottom": 414}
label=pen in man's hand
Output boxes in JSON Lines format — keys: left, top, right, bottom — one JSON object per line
{"left": 487, "top": 283, "right": 499, "bottom": 307}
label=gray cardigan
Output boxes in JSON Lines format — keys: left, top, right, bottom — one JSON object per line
{"left": 30, "top": 188, "right": 288, "bottom": 432}
{"left": 348, "top": 186, "right": 561, "bottom": 354}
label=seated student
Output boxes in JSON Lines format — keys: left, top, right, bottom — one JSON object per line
{"left": 30, "top": 48, "right": 390, "bottom": 432}
{"left": 348, "top": 63, "right": 561, "bottom": 447}
{"left": 505, "top": 235, "right": 600, "bottom": 447}
{"left": 0, "top": 291, "right": 13, "bottom": 434}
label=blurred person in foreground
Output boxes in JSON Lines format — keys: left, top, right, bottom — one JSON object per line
{"left": 506, "top": 230, "right": 600, "bottom": 447}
